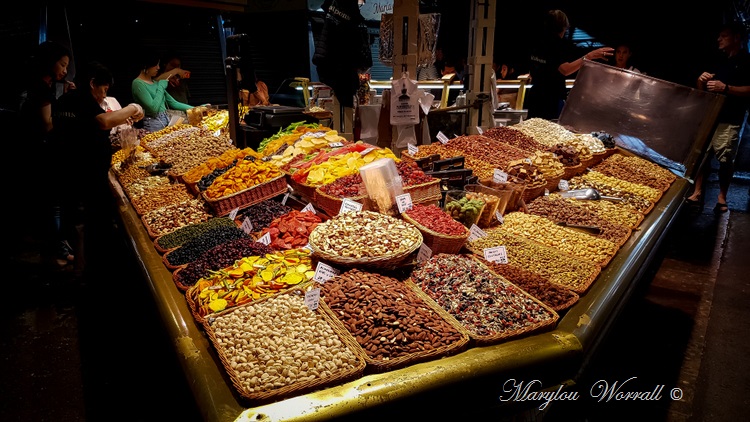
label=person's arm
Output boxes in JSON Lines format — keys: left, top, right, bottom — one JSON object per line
{"left": 40, "top": 102, "right": 54, "bottom": 133}
{"left": 95, "top": 103, "right": 144, "bottom": 130}
{"left": 707, "top": 79, "right": 750, "bottom": 97}
{"left": 155, "top": 67, "right": 186, "bottom": 81}
{"left": 131, "top": 79, "right": 168, "bottom": 116}
{"left": 164, "top": 92, "right": 193, "bottom": 111}
{"left": 558, "top": 47, "right": 614, "bottom": 76}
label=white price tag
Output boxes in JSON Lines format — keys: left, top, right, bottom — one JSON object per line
{"left": 313, "top": 262, "right": 339, "bottom": 284}
{"left": 407, "top": 143, "right": 419, "bottom": 156}
{"left": 483, "top": 246, "right": 508, "bottom": 264}
{"left": 240, "top": 217, "right": 254, "bottom": 234}
{"left": 339, "top": 198, "right": 363, "bottom": 214}
{"left": 281, "top": 192, "right": 290, "bottom": 205}
{"left": 476, "top": 126, "right": 484, "bottom": 135}
{"left": 495, "top": 211, "right": 504, "bottom": 225}
{"left": 417, "top": 243, "right": 432, "bottom": 262}
{"left": 305, "top": 288, "right": 321, "bottom": 311}
{"left": 544, "top": 189, "right": 550, "bottom": 196}
{"left": 328, "top": 142, "right": 344, "bottom": 148}
{"left": 302, "top": 203, "right": 317, "bottom": 214}
{"left": 524, "top": 158, "right": 532, "bottom": 164}
{"left": 558, "top": 179, "right": 569, "bottom": 191}
{"left": 436, "top": 131, "right": 450, "bottom": 144}
{"left": 360, "top": 147, "right": 377, "bottom": 156}
{"left": 396, "top": 193, "right": 413, "bottom": 213}
{"left": 467, "top": 224, "right": 488, "bottom": 242}
{"left": 228, "top": 207, "right": 240, "bottom": 221}
{"left": 493, "top": 169, "right": 508, "bottom": 184}
{"left": 257, "top": 232, "right": 272, "bottom": 245}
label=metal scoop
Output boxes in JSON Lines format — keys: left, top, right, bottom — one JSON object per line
{"left": 560, "top": 188, "right": 623, "bottom": 202}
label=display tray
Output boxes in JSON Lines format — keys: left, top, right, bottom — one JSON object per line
{"left": 201, "top": 289, "right": 367, "bottom": 405}
{"left": 161, "top": 248, "right": 188, "bottom": 272}
{"left": 400, "top": 212, "right": 470, "bottom": 255}
{"left": 202, "top": 175, "right": 287, "bottom": 217}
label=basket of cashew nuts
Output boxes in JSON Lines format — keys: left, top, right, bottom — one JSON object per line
{"left": 307, "top": 210, "right": 423, "bottom": 269}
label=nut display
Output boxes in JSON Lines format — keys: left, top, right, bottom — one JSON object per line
{"left": 567, "top": 176, "right": 653, "bottom": 214}
{"left": 207, "top": 292, "right": 362, "bottom": 396}
{"left": 592, "top": 154, "right": 676, "bottom": 191}
{"left": 141, "top": 199, "right": 213, "bottom": 237}
{"left": 548, "top": 143, "right": 581, "bottom": 167}
{"left": 320, "top": 269, "right": 466, "bottom": 365}
{"left": 583, "top": 171, "right": 662, "bottom": 203}
{"left": 308, "top": 211, "right": 422, "bottom": 259}
{"left": 482, "top": 126, "right": 549, "bottom": 153}
{"left": 512, "top": 118, "right": 576, "bottom": 146}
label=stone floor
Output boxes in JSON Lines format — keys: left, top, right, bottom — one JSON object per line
{"left": 2, "top": 126, "right": 748, "bottom": 422}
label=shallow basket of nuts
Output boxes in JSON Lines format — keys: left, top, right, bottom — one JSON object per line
{"left": 307, "top": 210, "right": 423, "bottom": 269}
{"left": 201, "top": 287, "right": 367, "bottom": 404}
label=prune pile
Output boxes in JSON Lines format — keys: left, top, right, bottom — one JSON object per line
{"left": 236, "top": 200, "right": 292, "bottom": 232}
{"left": 175, "top": 238, "right": 273, "bottom": 288}
{"left": 165, "top": 225, "right": 249, "bottom": 267}
{"left": 590, "top": 131, "right": 616, "bottom": 149}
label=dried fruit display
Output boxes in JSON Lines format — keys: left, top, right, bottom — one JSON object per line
{"left": 182, "top": 147, "right": 262, "bottom": 185}
{"left": 187, "top": 249, "right": 315, "bottom": 317}
{"left": 261, "top": 210, "right": 322, "bottom": 250}
{"left": 175, "top": 238, "right": 274, "bottom": 289}
{"left": 203, "top": 160, "right": 282, "bottom": 199}
{"left": 268, "top": 130, "right": 348, "bottom": 167}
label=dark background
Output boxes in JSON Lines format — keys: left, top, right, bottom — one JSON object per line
{"left": 1, "top": 0, "right": 747, "bottom": 112}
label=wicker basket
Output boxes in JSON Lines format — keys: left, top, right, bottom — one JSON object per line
{"left": 202, "top": 175, "right": 287, "bottom": 217}
{"left": 286, "top": 176, "right": 318, "bottom": 204}
{"left": 542, "top": 170, "right": 565, "bottom": 194}
{"left": 521, "top": 183, "right": 547, "bottom": 204}
{"left": 562, "top": 163, "right": 584, "bottom": 180}
{"left": 141, "top": 214, "right": 184, "bottom": 240}
{"left": 153, "top": 235, "right": 177, "bottom": 255}
{"left": 318, "top": 282, "right": 471, "bottom": 374}
{"left": 162, "top": 248, "right": 188, "bottom": 272}
{"left": 307, "top": 225, "right": 422, "bottom": 269}
{"left": 200, "top": 289, "right": 367, "bottom": 404}
{"left": 172, "top": 266, "right": 192, "bottom": 292}
{"left": 401, "top": 212, "right": 470, "bottom": 255}
{"left": 314, "top": 188, "right": 371, "bottom": 218}
{"left": 404, "top": 178, "right": 442, "bottom": 204}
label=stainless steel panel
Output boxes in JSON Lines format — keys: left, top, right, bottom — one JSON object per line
{"left": 559, "top": 61, "right": 725, "bottom": 179}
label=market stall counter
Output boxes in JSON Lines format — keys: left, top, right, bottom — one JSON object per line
{"left": 110, "top": 61, "right": 720, "bottom": 421}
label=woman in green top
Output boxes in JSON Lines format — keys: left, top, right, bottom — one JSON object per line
{"left": 131, "top": 51, "right": 193, "bottom": 132}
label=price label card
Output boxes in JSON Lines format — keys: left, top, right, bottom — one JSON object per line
{"left": 544, "top": 189, "right": 550, "bottom": 196}
{"left": 313, "top": 262, "right": 339, "bottom": 284}
{"left": 339, "top": 198, "right": 363, "bottom": 214}
{"left": 495, "top": 211, "right": 504, "bottom": 225}
{"left": 407, "top": 143, "right": 419, "bottom": 156}
{"left": 396, "top": 193, "right": 413, "bottom": 213}
{"left": 240, "top": 217, "right": 254, "bottom": 234}
{"left": 281, "top": 192, "right": 290, "bottom": 205}
{"left": 305, "top": 288, "right": 321, "bottom": 311}
{"left": 476, "top": 126, "right": 484, "bottom": 135}
{"left": 483, "top": 246, "right": 508, "bottom": 264}
{"left": 228, "top": 207, "right": 240, "bottom": 221}
{"left": 524, "top": 158, "right": 532, "bottom": 164}
{"left": 302, "top": 203, "right": 317, "bottom": 214}
{"left": 417, "top": 242, "right": 432, "bottom": 262}
{"left": 558, "top": 179, "right": 570, "bottom": 191}
{"left": 436, "top": 131, "right": 450, "bottom": 144}
{"left": 328, "top": 142, "right": 344, "bottom": 148}
{"left": 493, "top": 169, "right": 508, "bottom": 184}
{"left": 257, "top": 232, "right": 272, "bottom": 245}
{"left": 467, "top": 224, "right": 488, "bottom": 242}
{"left": 360, "top": 147, "right": 377, "bottom": 156}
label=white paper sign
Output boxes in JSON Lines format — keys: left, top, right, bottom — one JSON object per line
{"left": 495, "top": 211, "right": 504, "bottom": 225}
{"left": 328, "top": 142, "right": 344, "bottom": 148}
{"left": 240, "top": 217, "right": 254, "bottom": 234}
{"left": 544, "top": 189, "right": 550, "bottom": 196}
{"left": 313, "top": 262, "right": 339, "bottom": 284}
{"left": 436, "top": 131, "right": 450, "bottom": 144}
{"left": 558, "top": 179, "right": 570, "bottom": 191}
{"left": 493, "top": 169, "right": 508, "bottom": 184}
{"left": 476, "top": 126, "right": 484, "bottom": 135}
{"left": 305, "top": 288, "right": 321, "bottom": 311}
{"left": 281, "top": 192, "right": 290, "bottom": 205}
{"left": 407, "top": 143, "right": 419, "bottom": 156}
{"left": 360, "top": 147, "right": 377, "bottom": 156}
{"left": 396, "top": 193, "right": 413, "bottom": 213}
{"left": 257, "top": 232, "right": 272, "bottom": 245}
{"left": 228, "top": 207, "right": 240, "bottom": 221}
{"left": 483, "top": 246, "right": 508, "bottom": 264}
{"left": 339, "top": 198, "right": 363, "bottom": 214}
{"left": 417, "top": 243, "right": 432, "bottom": 262}
{"left": 467, "top": 224, "right": 488, "bottom": 242}
{"left": 302, "top": 203, "right": 316, "bottom": 214}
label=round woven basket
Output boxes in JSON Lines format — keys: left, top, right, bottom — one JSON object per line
{"left": 307, "top": 221, "right": 422, "bottom": 269}
{"left": 401, "top": 213, "right": 470, "bottom": 255}
{"left": 563, "top": 163, "right": 584, "bottom": 180}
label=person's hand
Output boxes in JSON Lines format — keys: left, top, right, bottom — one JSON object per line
{"left": 706, "top": 79, "right": 728, "bottom": 93}
{"left": 64, "top": 81, "right": 76, "bottom": 93}
{"left": 698, "top": 72, "right": 715, "bottom": 85}
{"left": 128, "top": 103, "right": 145, "bottom": 122}
{"left": 585, "top": 47, "right": 614, "bottom": 61}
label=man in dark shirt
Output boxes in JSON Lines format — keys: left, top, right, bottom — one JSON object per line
{"left": 686, "top": 22, "right": 750, "bottom": 213}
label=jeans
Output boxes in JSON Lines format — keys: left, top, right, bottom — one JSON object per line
{"left": 141, "top": 111, "right": 170, "bottom": 133}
